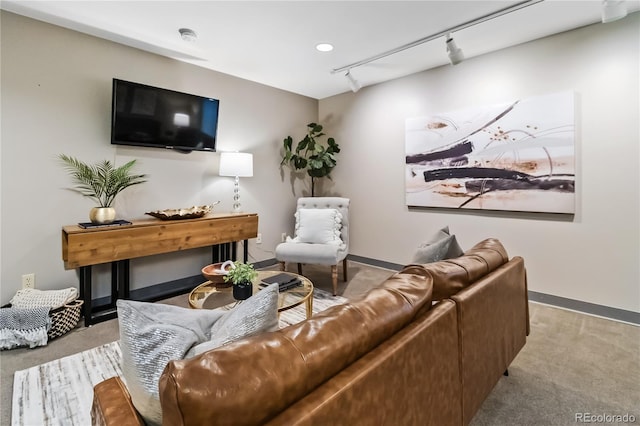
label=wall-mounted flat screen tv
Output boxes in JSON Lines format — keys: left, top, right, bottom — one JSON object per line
{"left": 111, "top": 79, "right": 219, "bottom": 153}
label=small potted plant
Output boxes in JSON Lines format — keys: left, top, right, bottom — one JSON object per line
{"left": 223, "top": 261, "right": 258, "bottom": 300}
{"left": 59, "top": 154, "right": 147, "bottom": 224}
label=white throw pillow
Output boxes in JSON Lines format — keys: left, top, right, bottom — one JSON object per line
{"left": 117, "top": 284, "right": 279, "bottom": 426}
{"left": 293, "top": 208, "right": 343, "bottom": 245}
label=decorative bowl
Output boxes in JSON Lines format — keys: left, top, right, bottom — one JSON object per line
{"left": 146, "top": 202, "right": 220, "bottom": 220}
{"left": 202, "top": 261, "right": 234, "bottom": 287}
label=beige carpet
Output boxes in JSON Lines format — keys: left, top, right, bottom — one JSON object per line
{"left": 472, "top": 302, "right": 640, "bottom": 425}
{"left": 1, "top": 261, "right": 638, "bottom": 426}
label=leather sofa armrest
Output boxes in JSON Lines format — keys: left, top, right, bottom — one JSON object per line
{"left": 91, "top": 377, "right": 145, "bottom": 426}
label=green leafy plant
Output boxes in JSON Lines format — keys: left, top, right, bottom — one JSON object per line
{"left": 281, "top": 122, "right": 340, "bottom": 196}
{"left": 223, "top": 261, "right": 258, "bottom": 285}
{"left": 59, "top": 154, "right": 147, "bottom": 207}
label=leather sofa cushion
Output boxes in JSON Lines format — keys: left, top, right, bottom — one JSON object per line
{"left": 407, "top": 238, "right": 509, "bottom": 301}
{"left": 159, "top": 268, "right": 433, "bottom": 426}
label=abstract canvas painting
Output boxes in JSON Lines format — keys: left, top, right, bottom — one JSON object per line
{"left": 405, "top": 91, "right": 575, "bottom": 214}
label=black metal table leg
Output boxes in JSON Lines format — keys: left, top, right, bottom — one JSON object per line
{"left": 110, "top": 262, "right": 118, "bottom": 308}
{"left": 212, "top": 245, "right": 218, "bottom": 263}
{"left": 212, "top": 243, "right": 237, "bottom": 263}
{"left": 114, "top": 259, "right": 130, "bottom": 300}
{"left": 80, "top": 266, "right": 92, "bottom": 326}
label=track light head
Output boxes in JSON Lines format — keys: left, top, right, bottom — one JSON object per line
{"left": 179, "top": 28, "right": 197, "bottom": 42}
{"left": 602, "top": 0, "right": 627, "bottom": 23}
{"left": 445, "top": 33, "right": 464, "bottom": 65}
{"left": 345, "top": 70, "right": 362, "bottom": 93}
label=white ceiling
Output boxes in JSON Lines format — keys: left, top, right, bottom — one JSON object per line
{"left": 3, "top": 1, "right": 639, "bottom": 99}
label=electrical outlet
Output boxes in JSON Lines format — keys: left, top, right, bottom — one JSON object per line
{"left": 22, "top": 273, "right": 35, "bottom": 289}
{"left": 256, "top": 233, "right": 262, "bottom": 244}
{"left": 281, "top": 233, "right": 287, "bottom": 242}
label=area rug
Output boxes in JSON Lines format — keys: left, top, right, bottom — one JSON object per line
{"left": 11, "top": 289, "right": 347, "bottom": 426}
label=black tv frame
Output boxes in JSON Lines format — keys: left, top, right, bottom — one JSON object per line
{"left": 111, "top": 79, "right": 219, "bottom": 153}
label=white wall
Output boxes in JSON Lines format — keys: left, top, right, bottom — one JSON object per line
{"left": 0, "top": 12, "right": 317, "bottom": 303}
{"left": 320, "top": 15, "right": 640, "bottom": 313}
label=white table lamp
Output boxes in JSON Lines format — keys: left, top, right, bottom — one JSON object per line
{"left": 219, "top": 152, "right": 253, "bottom": 212}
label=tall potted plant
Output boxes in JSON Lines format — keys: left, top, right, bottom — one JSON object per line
{"left": 281, "top": 122, "right": 340, "bottom": 196}
{"left": 59, "top": 154, "right": 147, "bottom": 224}
{"left": 223, "top": 261, "right": 258, "bottom": 300}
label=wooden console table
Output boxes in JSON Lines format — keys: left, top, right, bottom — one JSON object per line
{"left": 62, "top": 213, "right": 258, "bottom": 326}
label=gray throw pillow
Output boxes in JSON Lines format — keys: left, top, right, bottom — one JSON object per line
{"left": 412, "top": 234, "right": 454, "bottom": 263}
{"left": 187, "top": 284, "right": 279, "bottom": 356}
{"left": 444, "top": 234, "right": 464, "bottom": 259}
{"left": 117, "top": 284, "right": 279, "bottom": 426}
{"left": 425, "top": 225, "right": 451, "bottom": 244}
{"left": 411, "top": 226, "right": 464, "bottom": 263}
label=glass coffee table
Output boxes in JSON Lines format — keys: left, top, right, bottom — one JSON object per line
{"left": 189, "top": 270, "right": 314, "bottom": 318}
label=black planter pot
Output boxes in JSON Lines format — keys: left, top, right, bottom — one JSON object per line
{"left": 233, "top": 282, "right": 253, "bottom": 300}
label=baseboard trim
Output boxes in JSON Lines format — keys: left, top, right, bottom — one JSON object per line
{"left": 528, "top": 291, "right": 639, "bottom": 325}
{"left": 93, "top": 274, "right": 204, "bottom": 307}
{"left": 346, "top": 254, "right": 404, "bottom": 271}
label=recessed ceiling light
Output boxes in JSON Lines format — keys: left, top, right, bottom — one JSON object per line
{"left": 316, "top": 43, "right": 334, "bottom": 52}
{"left": 179, "top": 28, "right": 197, "bottom": 42}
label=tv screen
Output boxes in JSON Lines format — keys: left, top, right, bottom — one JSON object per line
{"left": 111, "top": 79, "right": 219, "bottom": 153}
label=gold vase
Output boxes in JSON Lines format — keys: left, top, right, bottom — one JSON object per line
{"left": 89, "top": 207, "right": 116, "bottom": 224}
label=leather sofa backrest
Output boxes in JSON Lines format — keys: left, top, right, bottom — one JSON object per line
{"left": 266, "top": 300, "right": 463, "bottom": 426}
{"left": 405, "top": 238, "right": 509, "bottom": 301}
{"left": 159, "top": 268, "right": 434, "bottom": 426}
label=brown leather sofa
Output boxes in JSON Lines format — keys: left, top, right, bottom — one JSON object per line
{"left": 92, "top": 238, "right": 529, "bottom": 426}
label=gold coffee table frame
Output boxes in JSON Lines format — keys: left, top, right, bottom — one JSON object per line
{"left": 189, "top": 270, "right": 314, "bottom": 318}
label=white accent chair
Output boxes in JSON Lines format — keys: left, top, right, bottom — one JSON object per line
{"left": 275, "top": 197, "right": 350, "bottom": 296}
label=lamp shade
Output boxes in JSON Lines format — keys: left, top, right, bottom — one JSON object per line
{"left": 219, "top": 152, "right": 253, "bottom": 177}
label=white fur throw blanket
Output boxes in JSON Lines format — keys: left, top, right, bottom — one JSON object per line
{"left": 0, "top": 307, "right": 51, "bottom": 350}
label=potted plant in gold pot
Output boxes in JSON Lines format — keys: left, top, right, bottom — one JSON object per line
{"left": 223, "top": 261, "right": 257, "bottom": 300}
{"left": 59, "top": 154, "right": 147, "bottom": 224}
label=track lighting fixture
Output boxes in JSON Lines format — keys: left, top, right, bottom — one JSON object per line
{"left": 331, "top": 0, "right": 542, "bottom": 76}
{"left": 345, "top": 70, "right": 361, "bottom": 93}
{"left": 445, "top": 33, "right": 464, "bottom": 65}
{"left": 601, "top": 0, "right": 627, "bottom": 23}
{"left": 178, "top": 28, "right": 197, "bottom": 42}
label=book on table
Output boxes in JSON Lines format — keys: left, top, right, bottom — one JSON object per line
{"left": 260, "top": 273, "right": 302, "bottom": 291}
{"left": 77, "top": 220, "right": 132, "bottom": 229}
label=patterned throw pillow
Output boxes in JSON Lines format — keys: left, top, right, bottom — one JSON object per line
{"left": 117, "top": 284, "right": 278, "bottom": 426}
